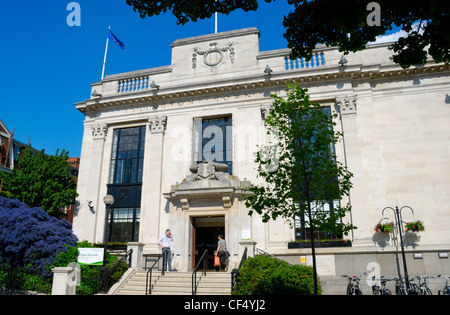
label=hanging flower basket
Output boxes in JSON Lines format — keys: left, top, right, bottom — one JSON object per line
{"left": 405, "top": 220, "right": 424, "bottom": 232}
{"left": 375, "top": 222, "right": 395, "bottom": 235}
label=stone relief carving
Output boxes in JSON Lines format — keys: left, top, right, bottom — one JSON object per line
{"left": 192, "top": 42, "right": 235, "bottom": 69}
{"left": 91, "top": 124, "right": 108, "bottom": 140}
{"left": 336, "top": 95, "right": 358, "bottom": 115}
{"left": 186, "top": 161, "right": 230, "bottom": 183}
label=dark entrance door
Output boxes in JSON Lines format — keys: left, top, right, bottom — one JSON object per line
{"left": 192, "top": 216, "right": 225, "bottom": 270}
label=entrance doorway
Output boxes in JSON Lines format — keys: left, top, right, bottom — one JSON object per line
{"left": 192, "top": 216, "right": 225, "bottom": 270}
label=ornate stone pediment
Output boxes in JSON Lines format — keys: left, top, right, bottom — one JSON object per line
{"left": 163, "top": 161, "right": 252, "bottom": 210}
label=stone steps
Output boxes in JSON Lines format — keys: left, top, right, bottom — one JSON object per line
{"left": 114, "top": 270, "right": 231, "bottom": 295}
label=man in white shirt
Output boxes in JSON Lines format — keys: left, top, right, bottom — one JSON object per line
{"left": 158, "top": 229, "right": 174, "bottom": 272}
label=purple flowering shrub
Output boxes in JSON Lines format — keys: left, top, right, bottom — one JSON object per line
{"left": 0, "top": 197, "right": 78, "bottom": 277}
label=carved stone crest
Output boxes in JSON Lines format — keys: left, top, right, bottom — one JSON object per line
{"left": 192, "top": 42, "right": 235, "bottom": 69}
{"left": 187, "top": 161, "right": 229, "bottom": 183}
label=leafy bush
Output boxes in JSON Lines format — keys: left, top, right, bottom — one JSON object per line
{"left": 232, "top": 255, "right": 321, "bottom": 295}
{"left": 0, "top": 197, "right": 78, "bottom": 277}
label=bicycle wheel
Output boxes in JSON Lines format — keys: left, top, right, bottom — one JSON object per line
{"left": 383, "top": 289, "right": 392, "bottom": 295}
{"left": 425, "top": 288, "right": 432, "bottom": 295}
{"left": 346, "top": 285, "right": 352, "bottom": 295}
{"left": 355, "top": 288, "right": 363, "bottom": 295}
{"left": 409, "top": 284, "right": 418, "bottom": 295}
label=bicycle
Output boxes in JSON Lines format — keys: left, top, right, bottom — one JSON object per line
{"left": 393, "top": 277, "right": 409, "bottom": 295}
{"left": 371, "top": 276, "right": 392, "bottom": 295}
{"left": 437, "top": 275, "right": 450, "bottom": 295}
{"left": 342, "top": 272, "right": 366, "bottom": 295}
{"left": 411, "top": 276, "right": 433, "bottom": 295}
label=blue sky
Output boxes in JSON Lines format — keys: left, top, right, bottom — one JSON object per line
{"left": 0, "top": 1, "right": 400, "bottom": 158}
{"left": 0, "top": 1, "right": 296, "bottom": 158}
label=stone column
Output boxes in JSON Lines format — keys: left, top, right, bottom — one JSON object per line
{"left": 141, "top": 115, "right": 167, "bottom": 253}
{"left": 127, "top": 242, "right": 145, "bottom": 269}
{"left": 51, "top": 267, "right": 78, "bottom": 295}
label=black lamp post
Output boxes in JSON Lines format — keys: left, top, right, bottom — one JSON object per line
{"left": 381, "top": 205, "right": 414, "bottom": 292}
{"left": 103, "top": 195, "right": 115, "bottom": 267}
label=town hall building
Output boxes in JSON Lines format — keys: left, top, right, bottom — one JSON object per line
{"left": 73, "top": 28, "right": 450, "bottom": 278}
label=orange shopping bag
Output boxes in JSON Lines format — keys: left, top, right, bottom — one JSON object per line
{"left": 214, "top": 254, "right": 220, "bottom": 267}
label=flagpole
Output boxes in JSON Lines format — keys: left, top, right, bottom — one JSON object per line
{"left": 101, "top": 25, "right": 111, "bottom": 81}
{"left": 215, "top": 0, "right": 218, "bottom": 33}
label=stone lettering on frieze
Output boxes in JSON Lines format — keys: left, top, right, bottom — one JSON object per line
{"left": 124, "top": 90, "right": 282, "bottom": 115}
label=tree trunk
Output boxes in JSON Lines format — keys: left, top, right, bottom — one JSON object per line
{"left": 307, "top": 201, "right": 318, "bottom": 295}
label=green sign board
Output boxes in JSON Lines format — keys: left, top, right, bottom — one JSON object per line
{"left": 78, "top": 248, "right": 104, "bottom": 266}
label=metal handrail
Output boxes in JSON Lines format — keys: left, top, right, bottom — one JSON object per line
{"left": 145, "top": 254, "right": 163, "bottom": 295}
{"left": 101, "top": 248, "right": 133, "bottom": 293}
{"left": 231, "top": 247, "right": 248, "bottom": 291}
{"left": 255, "top": 248, "right": 291, "bottom": 265}
{"left": 192, "top": 249, "right": 208, "bottom": 295}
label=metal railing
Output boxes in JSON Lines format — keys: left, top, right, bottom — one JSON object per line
{"left": 255, "top": 248, "right": 291, "bottom": 265}
{"left": 102, "top": 248, "right": 133, "bottom": 293}
{"left": 145, "top": 254, "right": 163, "bottom": 295}
{"left": 231, "top": 247, "right": 248, "bottom": 291}
{"left": 192, "top": 249, "right": 208, "bottom": 295}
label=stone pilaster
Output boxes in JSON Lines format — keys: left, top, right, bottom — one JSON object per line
{"left": 73, "top": 122, "right": 109, "bottom": 242}
{"left": 141, "top": 115, "right": 168, "bottom": 253}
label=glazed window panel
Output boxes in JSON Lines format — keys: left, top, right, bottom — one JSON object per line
{"left": 109, "top": 126, "right": 146, "bottom": 184}
{"left": 294, "top": 200, "right": 342, "bottom": 240}
{"left": 194, "top": 116, "right": 233, "bottom": 174}
{"left": 107, "top": 207, "right": 140, "bottom": 243}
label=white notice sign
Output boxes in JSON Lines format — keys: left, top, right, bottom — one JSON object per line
{"left": 78, "top": 248, "right": 104, "bottom": 266}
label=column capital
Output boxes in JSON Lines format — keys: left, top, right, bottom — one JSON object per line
{"left": 91, "top": 123, "right": 108, "bottom": 140}
{"left": 336, "top": 95, "right": 358, "bottom": 115}
{"left": 148, "top": 115, "right": 167, "bottom": 134}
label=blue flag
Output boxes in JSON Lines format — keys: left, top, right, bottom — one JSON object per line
{"left": 108, "top": 29, "right": 126, "bottom": 51}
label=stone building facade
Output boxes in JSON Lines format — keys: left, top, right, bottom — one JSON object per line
{"left": 73, "top": 28, "right": 450, "bottom": 277}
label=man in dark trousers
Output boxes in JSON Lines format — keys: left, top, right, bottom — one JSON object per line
{"left": 158, "top": 229, "right": 174, "bottom": 272}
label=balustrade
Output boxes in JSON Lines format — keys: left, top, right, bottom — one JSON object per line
{"left": 118, "top": 76, "right": 150, "bottom": 93}
{"left": 285, "top": 51, "right": 325, "bottom": 70}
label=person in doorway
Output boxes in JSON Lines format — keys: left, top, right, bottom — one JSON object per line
{"left": 158, "top": 229, "right": 174, "bottom": 272}
{"left": 216, "top": 234, "right": 229, "bottom": 272}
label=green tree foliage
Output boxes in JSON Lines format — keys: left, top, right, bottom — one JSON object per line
{"left": 0, "top": 146, "right": 78, "bottom": 217}
{"left": 245, "top": 83, "right": 355, "bottom": 294}
{"left": 283, "top": 0, "right": 449, "bottom": 69}
{"left": 246, "top": 83, "right": 355, "bottom": 236}
{"left": 125, "top": 0, "right": 449, "bottom": 69}
{"left": 232, "top": 255, "right": 321, "bottom": 295}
